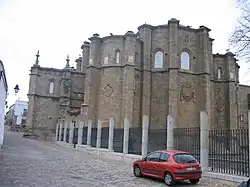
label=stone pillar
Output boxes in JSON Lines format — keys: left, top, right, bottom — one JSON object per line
{"left": 138, "top": 24, "right": 152, "bottom": 118}
{"left": 200, "top": 111, "right": 209, "bottom": 171}
{"left": 85, "top": 35, "right": 101, "bottom": 125}
{"left": 69, "top": 120, "right": 74, "bottom": 144}
{"left": 199, "top": 26, "right": 212, "bottom": 127}
{"left": 63, "top": 120, "right": 68, "bottom": 142}
{"left": 121, "top": 31, "right": 136, "bottom": 123}
{"left": 226, "top": 52, "right": 238, "bottom": 129}
{"left": 123, "top": 117, "right": 130, "bottom": 154}
{"left": 141, "top": 115, "right": 149, "bottom": 157}
{"left": 167, "top": 115, "right": 174, "bottom": 150}
{"left": 81, "top": 41, "right": 90, "bottom": 73}
{"left": 168, "top": 18, "right": 179, "bottom": 126}
{"left": 108, "top": 117, "right": 114, "bottom": 151}
{"left": 78, "top": 120, "right": 84, "bottom": 145}
{"left": 59, "top": 120, "right": 63, "bottom": 141}
{"left": 55, "top": 123, "right": 59, "bottom": 141}
{"left": 75, "top": 57, "right": 82, "bottom": 72}
{"left": 96, "top": 120, "right": 102, "bottom": 148}
{"left": 87, "top": 119, "right": 92, "bottom": 146}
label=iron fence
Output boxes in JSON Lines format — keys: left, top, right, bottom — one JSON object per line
{"left": 91, "top": 128, "right": 97, "bottom": 147}
{"left": 101, "top": 127, "right": 109, "bottom": 149}
{"left": 173, "top": 127, "right": 200, "bottom": 162}
{"left": 73, "top": 128, "right": 78, "bottom": 144}
{"left": 57, "top": 128, "right": 60, "bottom": 141}
{"left": 82, "top": 127, "right": 88, "bottom": 145}
{"left": 61, "top": 128, "right": 64, "bottom": 141}
{"left": 148, "top": 128, "right": 167, "bottom": 154}
{"left": 66, "top": 128, "right": 69, "bottom": 143}
{"left": 113, "top": 128, "right": 123, "bottom": 153}
{"left": 128, "top": 128, "right": 142, "bottom": 155}
{"left": 209, "top": 128, "right": 249, "bottom": 177}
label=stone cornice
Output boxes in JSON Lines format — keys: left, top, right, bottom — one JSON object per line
{"left": 30, "top": 65, "right": 85, "bottom": 75}
{"left": 27, "top": 94, "right": 60, "bottom": 99}
{"left": 239, "top": 84, "right": 250, "bottom": 88}
{"left": 86, "top": 63, "right": 135, "bottom": 69}
{"left": 27, "top": 93, "right": 84, "bottom": 101}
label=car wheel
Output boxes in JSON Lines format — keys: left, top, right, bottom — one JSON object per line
{"left": 189, "top": 179, "right": 200, "bottom": 184}
{"left": 133, "top": 165, "right": 142, "bottom": 177}
{"left": 164, "top": 172, "right": 174, "bottom": 186}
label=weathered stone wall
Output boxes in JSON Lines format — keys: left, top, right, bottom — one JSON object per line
{"left": 97, "top": 67, "right": 123, "bottom": 127}
{"left": 27, "top": 65, "right": 85, "bottom": 140}
{"left": 132, "top": 70, "right": 142, "bottom": 127}
{"left": 150, "top": 72, "right": 169, "bottom": 129}
{"left": 70, "top": 72, "right": 85, "bottom": 108}
{"left": 178, "top": 73, "right": 202, "bottom": 127}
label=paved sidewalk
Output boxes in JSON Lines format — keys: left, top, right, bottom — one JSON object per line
{"left": 0, "top": 131, "right": 239, "bottom": 187}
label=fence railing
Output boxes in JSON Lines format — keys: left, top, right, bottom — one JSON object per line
{"left": 57, "top": 120, "right": 250, "bottom": 177}
{"left": 209, "top": 128, "right": 249, "bottom": 177}
{"left": 173, "top": 127, "right": 200, "bottom": 162}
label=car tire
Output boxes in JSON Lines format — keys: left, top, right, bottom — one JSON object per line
{"left": 164, "top": 172, "right": 175, "bottom": 186}
{"left": 189, "top": 179, "right": 200, "bottom": 184}
{"left": 133, "top": 165, "right": 142, "bottom": 177}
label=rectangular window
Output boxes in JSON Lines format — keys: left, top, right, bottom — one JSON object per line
{"left": 173, "top": 154, "right": 197, "bottom": 164}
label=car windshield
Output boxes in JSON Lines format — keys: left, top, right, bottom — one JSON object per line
{"left": 173, "top": 154, "right": 197, "bottom": 164}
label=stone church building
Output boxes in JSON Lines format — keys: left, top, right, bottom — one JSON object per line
{"left": 27, "top": 18, "right": 250, "bottom": 140}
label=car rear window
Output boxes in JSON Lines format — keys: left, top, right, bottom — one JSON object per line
{"left": 173, "top": 154, "right": 197, "bottom": 164}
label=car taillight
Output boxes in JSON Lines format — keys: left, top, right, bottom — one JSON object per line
{"left": 173, "top": 164, "right": 182, "bottom": 169}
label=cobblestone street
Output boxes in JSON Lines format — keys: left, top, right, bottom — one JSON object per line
{"left": 0, "top": 131, "right": 239, "bottom": 187}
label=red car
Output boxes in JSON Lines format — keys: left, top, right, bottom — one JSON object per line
{"left": 133, "top": 150, "right": 202, "bottom": 186}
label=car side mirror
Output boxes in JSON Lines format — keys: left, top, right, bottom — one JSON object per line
{"left": 142, "top": 157, "right": 147, "bottom": 161}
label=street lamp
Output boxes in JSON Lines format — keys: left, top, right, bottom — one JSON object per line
{"left": 14, "top": 84, "right": 20, "bottom": 95}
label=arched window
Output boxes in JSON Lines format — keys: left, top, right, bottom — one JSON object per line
{"left": 115, "top": 50, "right": 120, "bottom": 64}
{"left": 49, "top": 81, "right": 54, "bottom": 94}
{"left": 180, "top": 51, "right": 190, "bottom": 70}
{"left": 218, "top": 67, "right": 222, "bottom": 79}
{"left": 154, "top": 51, "right": 163, "bottom": 68}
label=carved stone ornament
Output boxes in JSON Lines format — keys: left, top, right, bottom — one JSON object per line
{"left": 184, "top": 35, "right": 189, "bottom": 43}
{"left": 67, "top": 108, "right": 81, "bottom": 116}
{"left": 60, "top": 108, "right": 66, "bottom": 116}
{"left": 103, "top": 84, "right": 113, "bottom": 97}
{"left": 62, "top": 79, "right": 72, "bottom": 95}
{"left": 60, "top": 97, "right": 70, "bottom": 106}
{"left": 179, "top": 81, "right": 196, "bottom": 103}
{"left": 81, "top": 103, "right": 89, "bottom": 115}
{"left": 77, "top": 93, "right": 84, "bottom": 99}
{"left": 128, "top": 55, "right": 134, "bottom": 63}
{"left": 215, "top": 89, "right": 224, "bottom": 112}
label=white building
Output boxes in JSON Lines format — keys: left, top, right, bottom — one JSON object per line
{"left": 6, "top": 100, "right": 28, "bottom": 127}
{"left": 0, "top": 60, "right": 8, "bottom": 148}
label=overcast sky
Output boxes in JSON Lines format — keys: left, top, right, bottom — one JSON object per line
{"left": 0, "top": 0, "right": 245, "bottom": 108}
